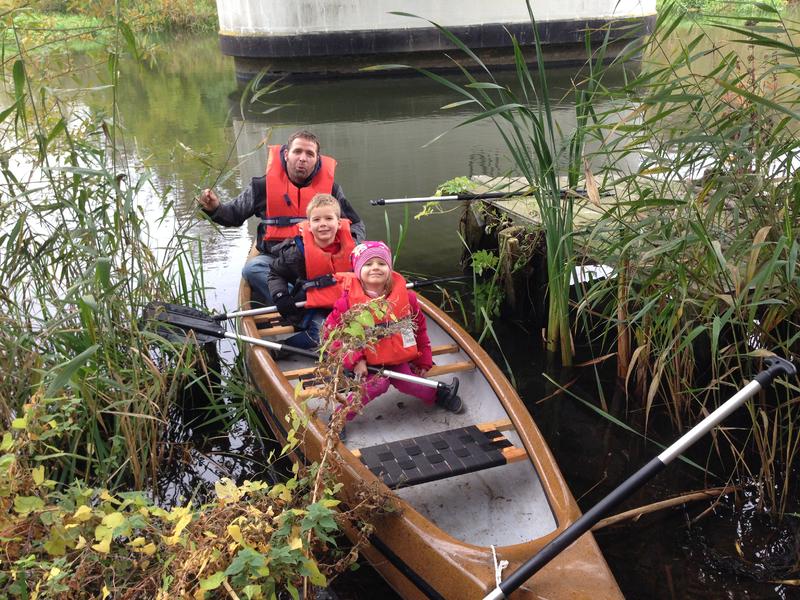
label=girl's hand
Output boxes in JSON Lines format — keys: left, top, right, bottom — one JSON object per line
{"left": 411, "top": 364, "right": 430, "bottom": 377}
{"left": 354, "top": 360, "right": 368, "bottom": 380}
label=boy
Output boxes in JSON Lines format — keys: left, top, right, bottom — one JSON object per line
{"left": 267, "top": 193, "right": 356, "bottom": 349}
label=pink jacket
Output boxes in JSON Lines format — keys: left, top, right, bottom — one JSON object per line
{"left": 323, "top": 290, "right": 434, "bottom": 372}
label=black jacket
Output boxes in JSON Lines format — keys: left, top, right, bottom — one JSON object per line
{"left": 267, "top": 238, "right": 308, "bottom": 301}
{"left": 204, "top": 156, "right": 365, "bottom": 255}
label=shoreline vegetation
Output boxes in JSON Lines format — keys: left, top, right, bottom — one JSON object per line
{"left": 0, "top": 3, "right": 381, "bottom": 597}
{"left": 1, "top": 0, "right": 217, "bottom": 55}
{"left": 1, "top": 0, "right": 799, "bottom": 598}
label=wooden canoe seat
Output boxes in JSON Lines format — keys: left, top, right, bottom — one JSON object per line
{"left": 283, "top": 344, "right": 464, "bottom": 380}
{"left": 258, "top": 325, "right": 296, "bottom": 337}
{"left": 254, "top": 312, "right": 280, "bottom": 324}
{"left": 351, "top": 420, "right": 526, "bottom": 489}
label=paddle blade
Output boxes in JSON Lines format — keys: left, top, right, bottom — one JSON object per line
{"left": 142, "top": 302, "right": 227, "bottom": 344}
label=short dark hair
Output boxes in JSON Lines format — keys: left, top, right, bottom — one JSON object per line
{"left": 286, "top": 129, "right": 320, "bottom": 154}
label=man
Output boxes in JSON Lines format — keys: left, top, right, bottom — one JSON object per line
{"left": 197, "top": 129, "right": 366, "bottom": 303}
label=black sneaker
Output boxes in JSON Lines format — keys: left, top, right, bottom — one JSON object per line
{"left": 435, "top": 378, "right": 463, "bottom": 414}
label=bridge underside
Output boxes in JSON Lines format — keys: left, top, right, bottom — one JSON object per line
{"left": 219, "top": 16, "right": 656, "bottom": 82}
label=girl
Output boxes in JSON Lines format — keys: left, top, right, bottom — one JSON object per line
{"left": 324, "top": 241, "right": 464, "bottom": 425}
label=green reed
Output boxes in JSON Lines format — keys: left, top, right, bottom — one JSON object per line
{"left": 372, "top": 2, "right": 614, "bottom": 365}
{"left": 578, "top": 1, "right": 800, "bottom": 514}
{"left": 0, "top": 12, "right": 217, "bottom": 492}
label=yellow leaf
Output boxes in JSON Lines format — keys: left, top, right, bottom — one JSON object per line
{"left": 102, "top": 585, "right": 110, "bottom": 599}
{"left": 130, "top": 537, "right": 146, "bottom": 548}
{"left": 227, "top": 524, "right": 243, "bottom": 544}
{"left": 288, "top": 536, "right": 303, "bottom": 551}
{"left": 92, "top": 536, "right": 111, "bottom": 554}
{"left": 72, "top": 505, "right": 93, "bottom": 522}
{"left": 47, "top": 567, "right": 60, "bottom": 580}
{"left": 215, "top": 478, "right": 241, "bottom": 504}
{"left": 99, "top": 490, "right": 115, "bottom": 502}
{"left": 203, "top": 530, "right": 217, "bottom": 539}
{"left": 32, "top": 466, "right": 45, "bottom": 485}
{"left": 141, "top": 543, "right": 156, "bottom": 556}
{"left": 172, "top": 513, "right": 192, "bottom": 538}
{"left": 101, "top": 512, "right": 125, "bottom": 529}
{"left": 75, "top": 535, "right": 86, "bottom": 550}
{"left": 167, "top": 505, "right": 191, "bottom": 523}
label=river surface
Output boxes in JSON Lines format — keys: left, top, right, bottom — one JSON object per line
{"left": 72, "top": 26, "right": 798, "bottom": 600}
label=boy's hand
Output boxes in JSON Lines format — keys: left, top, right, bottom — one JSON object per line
{"left": 197, "top": 188, "right": 220, "bottom": 212}
{"left": 274, "top": 292, "right": 299, "bottom": 319}
{"left": 354, "top": 360, "right": 368, "bottom": 380}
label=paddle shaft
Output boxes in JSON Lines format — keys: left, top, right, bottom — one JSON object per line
{"left": 371, "top": 191, "right": 531, "bottom": 206}
{"left": 370, "top": 188, "right": 603, "bottom": 206}
{"left": 484, "top": 357, "right": 796, "bottom": 600}
{"left": 225, "top": 331, "right": 443, "bottom": 390}
{"left": 216, "top": 275, "right": 469, "bottom": 321}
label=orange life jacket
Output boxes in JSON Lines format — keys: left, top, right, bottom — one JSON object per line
{"left": 340, "top": 272, "right": 420, "bottom": 366}
{"left": 299, "top": 219, "right": 356, "bottom": 309}
{"left": 263, "top": 144, "right": 336, "bottom": 241}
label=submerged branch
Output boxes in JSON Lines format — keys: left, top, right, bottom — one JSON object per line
{"left": 592, "top": 485, "right": 738, "bottom": 531}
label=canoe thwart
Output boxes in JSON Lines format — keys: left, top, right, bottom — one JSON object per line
{"left": 352, "top": 423, "right": 525, "bottom": 490}
{"left": 258, "top": 325, "right": 296, "bottom": 337}
{"left": 282, "top": 344, "right": 463, "bottom": 380}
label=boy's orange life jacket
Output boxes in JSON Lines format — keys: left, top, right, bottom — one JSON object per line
{"left": 299, "top": 219, "right": 356, "bottom": 308}
{"left": 340, "top": 271, "right": 420, "bottom": 366}
{"left": 263, "top": 144, "right": 336, "bottom": 241}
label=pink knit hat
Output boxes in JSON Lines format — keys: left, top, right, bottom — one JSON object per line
{"left": 351, "top": 241, "right": 392, "bottom": 275}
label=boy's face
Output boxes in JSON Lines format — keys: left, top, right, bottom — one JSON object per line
{"left": 308, "top": 206, "right": 340, "bottom": 247}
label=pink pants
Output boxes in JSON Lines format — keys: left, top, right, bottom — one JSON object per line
{"left": 342, "top": 362, "right": 437, "bottom": 421}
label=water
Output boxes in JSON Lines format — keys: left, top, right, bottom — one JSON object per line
{"left": 75, "top": 31, "right": 798, "bottom": 599}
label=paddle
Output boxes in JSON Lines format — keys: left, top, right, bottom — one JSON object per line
{"left": 369, "top": 188, "right": 606, "bottom": 206}
{"left": 143, "top": 302, "right": 460, "bottom": 399}
{"left": 183, "top": 275, "right": 470, "bottom": 321}
{"left": 483, "top": 356, "right": 796, "bottom": 600}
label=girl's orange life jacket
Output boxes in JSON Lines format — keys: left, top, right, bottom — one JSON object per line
{"left": 263, "top": 144, "right": 336, "bottom": 241}
{"left": 299, "top": 219, "right": 356, "bottom": 308}
{"left": 340, "top": 271, "right": 420, "bottom": 366}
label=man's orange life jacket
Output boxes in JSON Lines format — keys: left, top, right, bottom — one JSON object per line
{"left": 340, "top": 271, "right": 420, "bottom": 366}
{"left": 299, "top": 219, "right": 356, "bottom": 309}
{"left": 262, "top": 144, "right": 336, "bottom": 241}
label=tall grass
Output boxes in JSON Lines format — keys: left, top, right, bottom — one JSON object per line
{"left": 580, "top": 1, "right": 800, "bottom": 514}
{"left": 375, "top": 2, "right": 612, "bottom": 365}
{"left": 0, "top": 10, "right": 214, "bottom": 492}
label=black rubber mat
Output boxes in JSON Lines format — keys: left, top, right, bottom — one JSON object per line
{"left": 357, "top": 425, "right": 515, "bottom": 489}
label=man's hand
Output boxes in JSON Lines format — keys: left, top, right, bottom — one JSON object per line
{"left": 274, "top": 292, "right": 299, "bottom": 320}
{"left": 197, "top": 188, "right": 220, "bottom": 212}
{"left": 354, "top": 359, "right": 368, "bottom": 380}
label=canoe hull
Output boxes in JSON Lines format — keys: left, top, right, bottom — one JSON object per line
{"left": 240, "top": 277, "right": 622, "bottom": 599}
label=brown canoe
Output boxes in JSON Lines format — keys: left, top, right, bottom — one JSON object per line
{"left": 239, "top": 277, "right": 623, "bottom": 599}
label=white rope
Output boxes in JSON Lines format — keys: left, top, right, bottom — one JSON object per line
{"left": 491, "top": 545, "right": 509, "bottom": 587}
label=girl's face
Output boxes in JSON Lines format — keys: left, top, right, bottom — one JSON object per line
{"left": 360, "top": 257, "right": 390, "bottom": 290}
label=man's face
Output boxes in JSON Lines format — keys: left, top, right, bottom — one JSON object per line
{"left": 284, "top": 137, "right": 319, "bottom": 184}
{"left": 307, "top": 205, "right": 340, "bottom": 247}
